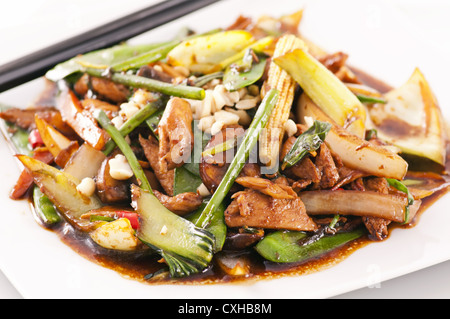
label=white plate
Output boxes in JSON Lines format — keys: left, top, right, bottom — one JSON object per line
{"left": 0, "top": 0, "right": 449, "bottom": 299}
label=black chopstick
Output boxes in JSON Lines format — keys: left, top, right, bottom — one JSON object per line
{"left": 0, "top": 0, "right": 221, "bottom": 93}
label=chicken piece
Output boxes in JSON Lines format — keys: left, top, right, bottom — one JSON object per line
{"left": 318, "top": 51, "right": 348, "bottom": 74}
{"left": 138, "top": 134, "right": 175, "bottom": 196}
{"left": 225, "top": 189, "right": 317, "bottom": 231}
{"left": 280, "top": 135, "right": 321, "bottom": 184}
{"left": 331, "top": 166, "right": 367, "bottom": 190}
{"left": 234, "top": 176, "right": 296, "bottom": 199}
{"left": 313, "top": 143, "right": 340, "bottom": 189}
{"left": 137, "top": 65, "right": 173, "bottom": 83}
{"left": 318, "top": 51, "right": 360, "bottom": 84}
{"left": 158, "top": 97, "right": 194, "bottom": 171}
{"left": 364, "top": 176, "right": 390, "bottom": 194}
{"left": 92, "top": 77, "right": 130, "bottom": 104}
{"left": 363, "top": 217, "right": 390, "bottom": 241}
{"left": 74, "top": 74, "right": 130, "bottom": 104}
{"left": 200, "top": 124, "right": 260, "bottom": 194}
{"left": 154, "top": 190, "right": 202, "bottom": 216}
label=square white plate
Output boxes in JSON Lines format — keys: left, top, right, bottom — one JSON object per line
{"left": 0, "top": 0, "right": 449, "bottom": 299}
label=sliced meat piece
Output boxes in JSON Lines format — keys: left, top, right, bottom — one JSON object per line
{"left": 289, "top": 157, "right": 321, "bottom": 183}
{"left": 154, "top": 190, "right": 202, "bottom": 216}
{"left": 0, "top": 107, "right": 60, "bottom": 131}
{"left": 139, "top": 134, "right": 175, "bottom": 196}
{"left": 74, "top": 74, "right": 130, "bottom": 104}
{"left": 318, "top": 52, "right": 360, "bottom": 83}
{"left": 137, "top": 65, "right": 173, "bottom": 83}
{"left": 364, "top": 177, "right": 390, "bottom": 194}
{"left": 57, "top": 89, "right": 109, "bottom": 150}
{"left": 291, "top": 179, "right": 313, "bottom": 192}
{"left": 349, "top": 177, "right": 366, "bottom": 191}
{"left": 319, "top": 52, "right": 348, "bottom": 74}
{"left": 234, "top": 176, "right": 296, "bottom": 199}
{"left": 313, "top": 143, "right": 340, "bottom": 189}
{"left": 158, "top": 97, "right": 194, "bottom": 171}
{"left": 240, "top": 163, "right": 261, "bottom": 178}
{"left": 96, "top": 156, "right": 130, "bottom": 204}
{"left": 362, "top": 176, "right": 392, "bottom": 241}
{"left": 225, "top": 189, "right": 317, "bottom": 231}
{"left": 280, "top": 135, "right": 321, "bottom": 184}
{"left": 89, "top": 77, "right": 130, "bottom": 104}
{"left": 200, "top": 124, "right": 246, "bottom": 193}
{"left": 362, "top": 217, "right": 390, "bottom": 241}
{"left": 331, "top": 166, "right": 367, "bottom": 190}
{"left": 74, "top": 73, "right": 90, "bottom": 97}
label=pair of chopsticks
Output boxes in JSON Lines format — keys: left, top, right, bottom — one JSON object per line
{"left": 0, "top": 0, "right": 221, "bottom": 93}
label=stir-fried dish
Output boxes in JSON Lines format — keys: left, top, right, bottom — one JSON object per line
{"left": 1, "top": 9, "right": 449, "bottom": 283}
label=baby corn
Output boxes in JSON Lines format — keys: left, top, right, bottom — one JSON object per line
{"left": 259, "top": 34, "right": 306, "bottom": 170}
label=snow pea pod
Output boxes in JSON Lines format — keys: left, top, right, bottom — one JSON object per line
{"left": 255, "top": 228, "right": 366, "bottom": 263}
{"left": 46, "top": 43, "right": 167, "bottom": 82}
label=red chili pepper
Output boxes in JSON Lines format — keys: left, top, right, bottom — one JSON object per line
{"left": 116, "top": 211, "right": 140, "bottom": 230}
{"left": 28, "top": 129, "right": 44, "bottom": 149}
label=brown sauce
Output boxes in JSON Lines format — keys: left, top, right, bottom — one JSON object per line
{"left": 20, "top": 68, "right": 450, "bottom": 286}
{"left": 28, "top": 142, "right": 449, "bottom": 286}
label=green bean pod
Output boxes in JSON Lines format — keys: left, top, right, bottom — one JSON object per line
{"left": 32, "top": 185, "right": 61, "bottom": 225}
{"left": 85, "top": 68, "right": 205, "bottom": 100}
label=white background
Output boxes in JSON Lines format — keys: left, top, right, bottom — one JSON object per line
{"left": 0, "top": 0, "right": 450, "bottom": 299}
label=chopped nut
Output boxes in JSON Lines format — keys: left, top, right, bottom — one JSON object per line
{"left": 76, "top": 177, "right": 96, "bottom": 196}
{"left": 109, "top": 154, "right": 133, "bottom": 180}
